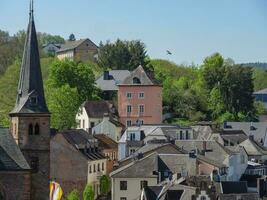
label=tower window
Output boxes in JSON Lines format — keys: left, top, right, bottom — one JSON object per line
{"left": 29, "top": 124, "right": 33, "bottom": 135}
{"left": 30, "top": 96, "right": 38, "bottom": 105}
{"left": 30, "top": 157, "right": 39, "bottom": 173}
{"left": 35, "top": 123, "right": 40, "bottom": 135}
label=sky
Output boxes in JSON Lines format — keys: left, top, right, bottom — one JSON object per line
{"left": 0, "top": 0, "right": 267, "bottom": 65}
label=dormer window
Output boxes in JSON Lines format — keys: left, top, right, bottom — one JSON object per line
{"left": 30, "top": 96, "right": 38, "bottom": 105}
{"left": 133, "top": 77, "right": 141, "bottom": 84}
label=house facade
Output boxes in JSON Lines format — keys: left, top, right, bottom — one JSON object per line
{"left": 118, "top": 65, "right": 162, "bottom": 127}
{"left": 56, "top": 38, "right": 98, "bottom": 62}
{"left": 50, "top": 130, "right": 107, "bottom": 197}
{"left": 42, "top": 43, "right": 62, "bottom": 55}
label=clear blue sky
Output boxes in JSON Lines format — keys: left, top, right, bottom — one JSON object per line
{"left": 1, "top": 0, "right": 267, "bottom": 65}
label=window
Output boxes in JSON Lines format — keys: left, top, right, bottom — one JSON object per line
{"left": 77, "top": 120, "right": 81, "bottom": 128}
{"left": 30, "top": 96, "right": 37, "bottom": 105}
{"left": 139, "top": 92, "right": 144, "bottom": 98}
{"left": 120, "top": 198, "right": 127, "bottom": 200}
{"left": 34, "top": 123, "right": 40, "bottom": 135}
{"left": 133, "top": 77, "right": 141, "bottom": 84}
{"left": 29, "top": 124, "right": 33, "bottom": 135}
{"left": 139, "top": 105, "right": 144, "bottom": 114}
{"left": 200, "top": 197, "right": 206, "bottom": 200}
{"left": 93, "top": 164, "right": 96, "bottom": 172}
{"left": 120, "top": 181, "right": 127, "bottom": 190}
{"left": 98, "top": 163, "right": 100, "bottom": 172}
{"left": 179, "top": 131, "right": 183, "bottom": 140}
{"left": 185, "top": 130, "right": 189, "bottom": 140}
{"left": 126, "top": 120, "right": 131, "bottom": 127}
{"left": 89, "top": 165, "right": 92, "bottom": 173}
{"left": 130, "top": 133, "right": 135, "bottom": 141}
{"left": 126, "top": 92, "right": 132, "bottom": 99}
{"left": 140, "top": 180, "right": 148, "bottom": 189}
{"left": 30, "top": 157, "right": 39, "bottom": 173}
{"left": 130, "top": 149, "right": 135, "bottom": 155}
{"left": 90, "top": 122, "right": 95, "bottom": 128}
{"left": 127, "top": 105, "right": 132, "bottom": 113}
{"left": 83, "top": 120, "right": 85, "bottom": 128}
{"left": 102, "top": 162, "right": 104, "bottom": 171}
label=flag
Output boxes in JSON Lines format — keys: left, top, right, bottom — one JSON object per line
{"left": 50, "top": 181, "right": 63, "bottom": 200}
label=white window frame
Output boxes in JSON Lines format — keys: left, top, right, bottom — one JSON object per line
{"left": 126, "top": 105, "right": 132, "bottom": 113}
{"left": 126, "top": 120, "right": 132, "bottom": 127}
{"left": 126, "top": 92, "right": 132, "bottom": 99}
{"left": 139, "top": 92, "right": 145, "bottom": 99}
{"left": 139, "top": 104, "right": 145, "bottom": 114}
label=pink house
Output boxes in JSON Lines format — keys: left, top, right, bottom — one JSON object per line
{"left": 118, "top": 65, "right": 162, "bottom": 126}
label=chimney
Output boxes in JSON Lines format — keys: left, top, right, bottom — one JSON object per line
{"left": 103, "top": 71, "right": 109, "bottom": 80}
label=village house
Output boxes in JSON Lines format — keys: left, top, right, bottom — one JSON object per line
{"left": 42, "top": 43, "right": 62, "bottom": 55}
{"left": 93, "top": 134, "right": 118, "bottom": 173}
{"left": 50, "top": 129, "right": 107, "bottom": 197}
{"left": 117, "top": 65, "right": 162, "bottom": 127}
{"left": 76, "top": 100, "right": 116, "bottom": 132}
{"left": 92, "top": 113, "right": 124, "bottom": 142}
{"left": 56, "top": 38, "right": 98, "bottom": 62}
{"left": 96, "top": 70, "right": 131, "bottom": 100}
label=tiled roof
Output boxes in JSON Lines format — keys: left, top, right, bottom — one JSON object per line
{"left": 60, "top": 129, "right": 106, "bottom": 161}
{"left": 220, "top": 181, "right": 248, "bottom": 194}
{"left": 56, "top": 38, "right": 98, "bottom": 53}
{"left": 96, "top": 70, "right": 130, "bottom": 91}
{"left": 119, "top": 65, "right": 160, "bottom": 85}
{"left": 93, "top": 134, "right": 118, "bottom": 149}
{"left": 82, "top": 100, "right": 110, "bottom": 118}
{"left": 0, "top": 128, "right": 30, "bottom": 171}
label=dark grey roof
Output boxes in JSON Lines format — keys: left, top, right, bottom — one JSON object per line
{"left": 96, "top": 70, "right": 131, "bottom": 91}
{"left": 220, "top": 181, "right": 248, "bottom": 194}
{"left": 219, "top": 130, "right": 248, "bottom": 145}
{"left": 119, "top": 65, "right": 160, "bottom": 85}
{"left": 144, "top": 186, "right": 163, "bottom": 200}
{"left": 61, "top": 129, "right": 106, "bottom": 161}
{"left": 56, "top": 38, "right": 98, "bottom": 53}
{"left": 10, "top": 9, "right": 49, "bottom": 115}
{"left": 82, "top": 100, "right": 110, "bottom": 118}
{"left": 0, "top": 128, "right": 30, "bottom": 171}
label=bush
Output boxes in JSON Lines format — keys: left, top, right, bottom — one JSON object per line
{"left": 66, "top": 190, "right": 80, "bottom": 200}
{"left": 83, "top": 184, "right": 94, "bottom": 200}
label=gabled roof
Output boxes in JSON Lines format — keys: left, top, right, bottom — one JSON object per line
{"left": 0, "top": 128, "right": 30, "bottom": 171}
{"left": 119, "top": 65, "right": 160, "bottom": 86}
{"left": 10, "top": 7, "right": 49, "bottom": 115}
{"left": 219, "top": 130, "right": 248, "bottom": 145}
{"left": 96, "top": 70, "right": 131, "bottom": 91}
{"left": 56, "top": 38, "right": 98, "bottom": 53}
{"left": 81, "top": 100, "right": 110, "bottom": 118}
{"left": 239, "top": 138, "right": 267, "bottom": 156}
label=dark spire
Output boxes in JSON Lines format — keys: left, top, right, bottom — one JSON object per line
{"left": 10, "top": 0, "right": 49, "bottom": 115}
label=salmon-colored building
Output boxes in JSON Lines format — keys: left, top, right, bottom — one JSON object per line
{"left": 118, "top": 65, "right": 162, "bottom": 126}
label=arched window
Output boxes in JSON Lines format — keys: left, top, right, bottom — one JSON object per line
{"left": 102, "top": 162, "right": 104, "bottom": 171}
{"left": 29, "top": 124, "right": 33, "bottom": 135}
{"left": 133, "top": 77, "right": 141, "bottom": 84}
{"left": 89, "top": 165, "right": 92, "bottom": 173}
{"left": 34, "top": 123, "right": 40, "bottom": 135}
{"left": 98, "top": 163, "right": 100, "bottom": 172}
{"left": 93, "top": 164, "right": 96, "bottom": 172}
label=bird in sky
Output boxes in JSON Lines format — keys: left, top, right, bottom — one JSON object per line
{"left": 166, "top": 50, "right": 172, "bottom": 55}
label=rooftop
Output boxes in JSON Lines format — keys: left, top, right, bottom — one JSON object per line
{"left": 56, "top": 38, "right": 98, "bottom": 53}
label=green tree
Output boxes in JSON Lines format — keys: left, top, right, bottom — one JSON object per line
{"left": 48, "top": 60, "right": 97, "bottom": 102}
{"left": 208, "top": 87, "right": 225, "bottom": 119}
{"left": 83, "top": 184, "right": 94, "bottom": 200}
{"left": 253, "top": 68, "right": 267, "bottom": 91}
{"left": 38, "top": 32, "right": 65, "bottom": 45}
{"left": 98, "top": 39, "right": 148, "bottom": 70}
{"left": 47, "top": 84, "right": 80, "bottom": 130}
{"left": 67, "top": 190, "right": 80, "bottom": 200}
{"left": 100, "top": 175, "right": 111, "bottom": 196}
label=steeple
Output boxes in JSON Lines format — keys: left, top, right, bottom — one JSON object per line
{"left": 10, "top": 0, "right": 49, "bottom": 115}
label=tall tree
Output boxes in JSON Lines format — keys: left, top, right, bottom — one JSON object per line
{"left": 98, "top": 39, "right": 148, "bottom": 70}
{"left": 100, "top": 175, "right": 111, "bottom": 196}
{"left": 69, "top": 33, "right": 76, "bottom": 41}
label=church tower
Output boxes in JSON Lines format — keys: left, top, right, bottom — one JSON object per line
{"left": 9, "top": 1, "right": 50, "bottom": 199}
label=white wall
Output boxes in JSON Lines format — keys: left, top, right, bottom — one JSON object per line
{"left": 227, "top": 150, "right": 248, "bottom": 181}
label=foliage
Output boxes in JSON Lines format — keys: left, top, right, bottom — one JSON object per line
{"left": 47, "top": 84, "right": 80, "bottom": 130}
{"left": 253, "top": 68, "right": 267, "bottom": 91}
{"left": 98, "top": 39, "right": 148, "bottom": 70}
{"left": 83, "top": 184, "right": 94, "bottom": 200}
{"left": 100, "top": 175, "right": 111, "bottom": 196}
{"left": 66, "top": 190, "right": 80, "bottom": 200}
{"left": 38, "top": 32, "right": 65, "bottom": 45}
{"left": 48, "top": 59, "right": 97, "bottom": 102}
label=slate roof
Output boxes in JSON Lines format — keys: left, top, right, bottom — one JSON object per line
{"left": 197, "top": 155, "right": 226, "bottom": 168}
{"left": 239, "top": 138, "right": 267, "bottom": 156}
{"left": 224, "top": 122, "right": 267, "bottom": 143}
{"left": 60, "top": 129, "right": 106, "bottom": 161}
{"left": 93, "top": 134, "right": 118, "bottom": 149}
{"left": 82, "top": 100, "right": 110, "bottom": 118}
{"left": 56, "top": 38, "right": 98, "bottom": 53}
{"left": 10, "top": 8, "right": 49, "bottom": 115}
{"left": 220, "top": 181, "right": 248, "bottom": 194}
{"left": 192, "top": 125, "right": 213, "bottom": 140}
{"left": 219, "top": 130, "right": 248, "bottom": 145}
{"left": 119, "top": 65, "right": 160, "bottom": 86}
{"left": 96, "top": 70, "right": 131, "bottom": 91}
{"left": 0, "top": 128, "right": 30, "bottom": 171}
